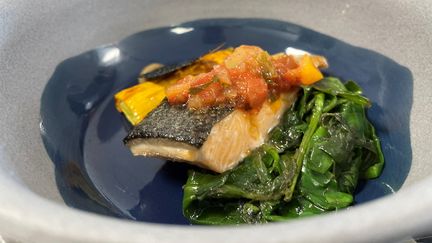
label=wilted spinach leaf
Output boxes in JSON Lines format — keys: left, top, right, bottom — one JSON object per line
{"left": 182, "top": 77, "right": 384, "bottom": 224}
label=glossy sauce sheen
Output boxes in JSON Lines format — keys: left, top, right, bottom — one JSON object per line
{"left": 40, "top": 18, "right": 413, "bottom": 224}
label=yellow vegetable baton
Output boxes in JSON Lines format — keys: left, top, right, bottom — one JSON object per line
{"left": 114, "top": 82, "right": 166, "bottom": 125}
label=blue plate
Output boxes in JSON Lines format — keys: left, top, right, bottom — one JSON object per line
{"left": 40, "top": 18, "right": 412, "bottom": 225}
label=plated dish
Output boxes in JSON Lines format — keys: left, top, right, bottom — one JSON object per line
{"left": 40, "top": 18, "right": 412, "bottom": 224}
{"left": 116, "top": 45, "right": 383, "bottom": 224}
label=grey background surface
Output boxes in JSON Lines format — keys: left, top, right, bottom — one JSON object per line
{"left": 0, "top": 0, "right": 431, "bottom": 242}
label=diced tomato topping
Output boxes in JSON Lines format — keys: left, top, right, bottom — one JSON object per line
{"left": 166, "top": 71, "right": 215, "bottom": 105}
{"left": 165, "top": 75, "right": 193, "bottom": 104}
{"left": 188, "top": 81, "right": 226, "bottom": 109}
{"left": 166, "top": 45, "right": 326, "bottom": 110}
{"left": 271, "top": 55, "right": 300, "bottom": 92}
{"left": 229, "top": 67, "right": 268, "bottom": 109}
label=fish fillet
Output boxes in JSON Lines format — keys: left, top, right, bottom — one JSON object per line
{"left": 125, "top": 90, "right": 298, "bottom": 173}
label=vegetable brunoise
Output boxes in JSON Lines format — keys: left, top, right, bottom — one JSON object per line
{"left": 115, "top": 45, "right": 384, "bottom": 224}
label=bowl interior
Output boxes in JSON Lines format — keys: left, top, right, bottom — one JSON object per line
{"left": 40, "top": 18, "right": 412, "bottom": 224}
{"left": 2, "top": 1, "right": 432, "bottom": 242}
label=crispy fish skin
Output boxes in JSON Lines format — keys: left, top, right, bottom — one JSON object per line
{"left": 124, "top": 100, "right": 233, "bottom": 147}
{"left": 140, "top": 61, "right": 195, "bottom": 80}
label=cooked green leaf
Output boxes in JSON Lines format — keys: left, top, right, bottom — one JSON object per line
{"left": 182, "top": 77, "right": 384, "bottom": 224}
